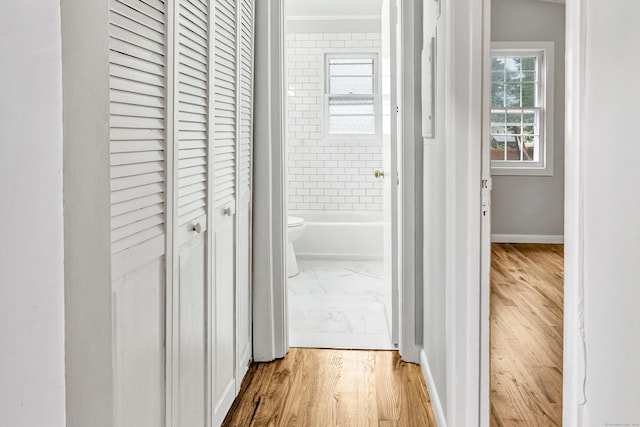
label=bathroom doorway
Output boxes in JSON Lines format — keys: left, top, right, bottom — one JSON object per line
{"left": 283, "top": 0, "right": 401, "bottom": 350}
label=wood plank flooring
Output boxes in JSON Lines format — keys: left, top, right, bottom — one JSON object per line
{"left": 490, "top": 243, "right": 564, "bottom": 426}
{"left": 222, "top": 348, "right": 437, "bottom": 426}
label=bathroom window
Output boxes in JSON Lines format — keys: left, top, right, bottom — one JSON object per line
{"left": 325, "top": 53, "right": 380, "bottom": 137}
{"left": 490, "top": 42, "right": 554, "bottom": 175}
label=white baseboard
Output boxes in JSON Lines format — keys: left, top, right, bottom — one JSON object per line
{"left": 420, "top": 349, "right": 447, "bottom": 427}
{"left": 491, "top": 234, "right": 564, "bottom": 244}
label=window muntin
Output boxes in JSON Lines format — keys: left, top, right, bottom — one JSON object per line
{"left": 489, "top": 43, "right": 553, "bottom": 175}
{"left": 325, "top": 55, "right": 379, "bottom": 136}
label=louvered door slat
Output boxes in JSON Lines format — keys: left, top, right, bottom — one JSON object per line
{"left": 239, "top": 0, "right": 254, "bottom": 192}
{"left": 212, "top": 0, "right": 237, "bottom": 210}
{"left": 109, "top": 0, "right": 167, "bottom": 258}
{"left": 110, "top": 1, "right": 165, "bottom": 34}
{"left": 177, "top": 0, "right": 209, "bottom": 227}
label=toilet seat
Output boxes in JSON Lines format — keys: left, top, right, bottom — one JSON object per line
{"left": 287, "top": 216, "right": 305, "bottom": 228}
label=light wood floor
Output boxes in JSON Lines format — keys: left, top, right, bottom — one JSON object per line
{"left": 222, "top": 348, "right": 437, "bottom": 426}
{"left": 490, "top": 243, "right": 564, "bottom": 426}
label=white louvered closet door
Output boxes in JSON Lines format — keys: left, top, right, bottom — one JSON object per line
{"left": 173, "top": 1, "right": 210, "bottom": 426}
{"left": 236, "top": 0, "right": 255, "bottom": 391}
{"left": 211, "top": 0, "right": 239, "bottom": 424}
{"left": 108, "top": 0, "right": 167, "bottom": 426}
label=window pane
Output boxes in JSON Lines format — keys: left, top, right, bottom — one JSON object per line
{"left": 506, "top": 69, "right": 522, "bottom": 82}
{"left": 522, "top": 71, "right": 536, "bottom": 82}
{"left": 329, "top": 62, "right": 373, "bottom": 77}
{"left": 491, "top": 57, "right": 505, "bottom": 72}
{"left": 491, "top": 83, "right": 505, "bottom": 107}
{"left": 524, "top": 137, "right": 539, "bottom": 162}
{"left": 522, "top": 56, "right": 537, "bottom": 71}
{"left": 506, "top": 112, "right": 522, "bottom": 125}
{"left": 505, "top": 57, "right": 520, "bottom": 74}
{"left": 523, "top": 111, "right": 536, "bottom": 124}
{"left": 491, "top": 112, "right": 506, "bottom": 134}
{"left": 522, "top": 83, "right": 536, "bottom": 107}
{"left": 328, "top": 97, "right": 375, "bottom": 115}
{"left": 491, "top": 71, "right": 504, "bottom": 82}
{"left": 491, "top": 135, "right": 508, "bottom": 161}
{"left": 330, "top": 76, "right": 373, "bottom": 94}
{"left": 505, "top": 83, "right": 521, "bottom": 107}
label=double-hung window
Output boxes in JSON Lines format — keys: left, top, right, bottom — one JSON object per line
{"left": 490, "top": 42, "right": 554, "bottom": 175}
{"left": 325, "top": 53, "right": 380, "bottom": 137}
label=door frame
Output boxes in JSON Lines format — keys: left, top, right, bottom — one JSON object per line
{"left": 479, "top": 1, "right": 580, "bottom": 426}
{"left": 252, "top": 0, "right": 423, "bottom": 364}
{"left": 479, "top": 0, "right": 492, "bottom": 425}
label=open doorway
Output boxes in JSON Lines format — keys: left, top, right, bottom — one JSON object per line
{"left": 482, "top": 0, "right": 566, "bottom": 424}
{"left": 282, "top": 0, "right": 400, "bottom": 350}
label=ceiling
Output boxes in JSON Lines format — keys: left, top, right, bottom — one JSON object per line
{"left": 285, "top": 0, "right": 383, "bottom": 17}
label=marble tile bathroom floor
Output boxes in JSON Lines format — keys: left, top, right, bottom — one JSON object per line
{"left": 288, "top": 258, "right": 394, "bottom": 350}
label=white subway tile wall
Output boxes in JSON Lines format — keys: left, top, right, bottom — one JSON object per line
{"left": 286, "top": 32, "right": 383, "bottom": 212}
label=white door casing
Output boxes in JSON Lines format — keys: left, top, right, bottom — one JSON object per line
{"left": 479, "top": 0, "right": 492, "bottom": 425}
{"left": 252, "top": 0, "right": 419, "bottom": 363}
{"left": 382, "top": 0, "right": 401, "bottom": 347}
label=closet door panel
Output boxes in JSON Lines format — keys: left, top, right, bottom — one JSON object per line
{"left": 108, "top": 1, "right": 167, "bottom": 425}
{"left": 113, "top": 258, "right": 165, "bottom": 427}
{"left": 211, "top": 0, "right": 239, "bottom": 423}
{"left": 236, "top": 0, "right": 254, "bottom": 385}
{"left": 177, "top": 236, "right": 207, "bottom": 427}
{"left": 212, "top": 225, "right": 237, "bottom": 425}
{"left": 173, "top": 1, "right": 210, "bottom": 426}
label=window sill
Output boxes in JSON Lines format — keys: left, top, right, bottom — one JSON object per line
{"left": 490, "top": 163, "right": 554, "bottom": 176}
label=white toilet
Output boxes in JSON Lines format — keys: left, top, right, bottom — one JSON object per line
{"left": 287, "top": 216, "right": 306, "bottom": 277}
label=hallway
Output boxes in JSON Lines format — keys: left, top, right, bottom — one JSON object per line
{"left": 222, "top": 348, "right": 437, "bottom": 426}
{"left": 490, "top": 243, "right": 564, "bottom": 426}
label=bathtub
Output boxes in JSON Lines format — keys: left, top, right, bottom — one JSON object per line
{"left": 292, "top": 211, "right": 384, "bottom": 260}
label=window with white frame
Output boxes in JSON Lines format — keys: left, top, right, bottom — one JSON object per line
{"left": 325, "top": 54, "right": 380, "bottom": 136}
{"left": 490, "top": 42, "right": 554, "bottom": 175}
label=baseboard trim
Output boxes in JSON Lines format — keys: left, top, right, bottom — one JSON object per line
{"left": 420, "top": 349, "right": 447, "bottom": 427}
{"left": 491, "top": 234, "right": 564, "bottom": 244}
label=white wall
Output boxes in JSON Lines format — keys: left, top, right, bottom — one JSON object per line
{"left": 490, "top": 0, "right": 565, "bottom": 240}
{"left": 0, "top": 2, "right": 66, "bottom": 426}
{"left": 285, "top": 31, "right": 384, "bottom": 213}
{"left": 422, "top": 0, "right": 447, "bottom": 420}
{"left": 565, "top": 0, "right": 640, "bottom": 424}
{"left": 421, "top": 0, "right": 485, "bottom": 424}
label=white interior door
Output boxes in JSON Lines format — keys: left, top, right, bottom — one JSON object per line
{"left": 173, "top": 1, "right": 211, "bottom": 425}
{"left": 381, "top": 0, "right": 401, "bottom": 347}
{"left": 108, "top": 1, "right": 169, "bottom": 426}
{"left": 235, "top": 0, "right": 255, "bottom": 388}
{"left": 211, "top": 0, "right": 240, "bottom": 423}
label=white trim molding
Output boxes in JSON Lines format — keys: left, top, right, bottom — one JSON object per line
{"left": 491, "top": 234, "right": 564, "bottom": 244}
{"left": 563, "top": 0, "right": 587, "bottom": 424}
{"left": 252, "top": 0, "right": 288, "bottom": 362}
{"left": 420, "top": 350, "right": 447, "bottom": 427}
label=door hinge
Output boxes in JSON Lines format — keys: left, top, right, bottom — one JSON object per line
{"left": 481, "top": 178, "right": 492, "bottom": 190}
